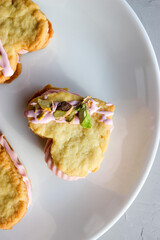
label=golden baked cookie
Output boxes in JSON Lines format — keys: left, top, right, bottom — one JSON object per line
{"left": 0, "top": 0, "right": 53, "bottom": 84}
{"left": 24, "top": 85, "right": 115, "bottom": 180}
{"left": 0, "top": 135, "right": 32, "bottom": 229}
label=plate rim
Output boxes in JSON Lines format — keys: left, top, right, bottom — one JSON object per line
{"left": 94, "top": 0, "right": 160, "bottom": 239}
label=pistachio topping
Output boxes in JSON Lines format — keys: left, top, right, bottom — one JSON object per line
{"left": 53, "top": 110, "right": 67, "bottom": 119}
{"left": 26, "top": 92, "right": 114, "bottom": 128}
{"left": 74, "top": 96, "right": 91, "bottom": 111}
{"left": 74, "top": 102, "right": 86, "bottom": 112}
{"left": 74, "top": 101, "right": 92, "bottom": 128}
{"left": 30, "top": 95, "right": 92, "bottom": 128}
{"left": 74, "top": 104, "right": 82, "bottom": 112}
{"left": 73, "top": 98, "right": 92, "bottom": 128}
{"left": 38, "top": 98, "right": 53, "bottom": 111}
{"left": 33, "top": 105, "right": 38, "bottom": 113}
{"left": 79, "top": 108, "right": 92, "bottom": 128}
{"left": 79, "top": 108, "right": 86, "bottom": 121}
{"left": 65, "top": 109, "right": 75, "bottom": 122}
{"left": 56, "top": 101, "right": 72, "bottom": 111}
{"left": 81, "top": 112, "right": 92, "bottom": 128}
{"left": 30, "top": 103, "right": 38, "bottom": 112}
{"left": 37, "top": 112, "right": 45, "bottom": 120}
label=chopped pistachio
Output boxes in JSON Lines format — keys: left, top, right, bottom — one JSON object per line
{"left": 75, "top": 96, "right": 91, "bottom": 112}
{"left": 56, "top": 101, "right": 72, "bottom": 111}
{"left": 0, "top": 66, "right": 3, "bottom": 71}
{"left": 74, "top": 104, "right": 81, "bottom": 112}
{"left": 80, "top": 112, "right": 92, "bottom": 128}
{"left": 65, "top": 109, "right": 75, "bottom": 122}
{"left": 37, "top": 112, "right": 45, "bottom": 120}
{"left": 79, "top": 108, "right": 92, "bottom": 128}
{"left": 33, "top": 105, "right": 37, "bottom": 113}
{"left": 38, "top": 98, "right": 53, "bottom": 111}
{"left": 30, "top": 103, "right": 38, "bottom": 112}
{"left": 79, "top": 108, "right": 86, "bottom": 122}
{"left": 75, "top": 103, "right": 86, "bottom": 112}
{"left": 53, "top": 110, "right": 67, "bottom": 118}
{"left": 82, "top": 103, "right": 87, "bottom": 110}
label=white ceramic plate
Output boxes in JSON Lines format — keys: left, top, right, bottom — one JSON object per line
{"left": 0, "top": 0, "right": 159, "bottom": 239}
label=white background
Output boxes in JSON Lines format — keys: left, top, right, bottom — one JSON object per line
{"left": 100, "top": 0, "right": 160, "bottom": 239}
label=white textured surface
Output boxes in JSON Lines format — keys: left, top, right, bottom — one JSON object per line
{"left": 100, "top": 0, "right": 160, "bottom": 239}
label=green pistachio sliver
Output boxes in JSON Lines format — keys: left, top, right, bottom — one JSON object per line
{"left": 38, "top": 98, "right": 52, "bottom": 111}
{"left": 78, "top": 105, "right": 87, "bottom": 121}
{"left": 74, "top": 96, "right": 91, "bottom": 112}
{"left": 37, "top": 112, "right": 45, "bottom": 120}
{"left": 74, "top": 104, "right": 81, "bottom": 112}
{"left": 79, "top": 108, "right": 86, "bottom": 122}
{"left": 79, "top": 108, "right": 92, "bottom": 128}
{"left": 81, "top": 112, "right": 92, "bottom": 128}
{"left": 74, "top": 103, "right": 86, "bottom": 112}
{"left": 53, "top": 110, "right": 67, "bottom": 118}
{"left": 30, "top": 103, "right": 38, "bottom": 112}
{"left": 33, "top": 105, "right": 37, "bottom": 113}
{"left": 82, "top": 103, "right": 87, "bottom": 110}
{"left": 65, "top": 109, "right": 75, "bottom": 122}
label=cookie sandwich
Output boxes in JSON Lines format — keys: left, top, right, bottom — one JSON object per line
{"left": 0, "top": 135, "right": 32, "bottom": 229}
{"left": 0, "top": 0, "right": 53, "bottom": 83}
{"left": 24, "top": 85, "right": 115, "bottom": 180}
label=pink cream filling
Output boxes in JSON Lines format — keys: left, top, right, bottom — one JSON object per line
{"left": 0, "top": 135, "right": 32, "bottom": 207}
{"left": 44, "top": 139, "right": 84, "bottom": 181}
{"left": 24, "top": 89, "right": 114, "bottom": 129}
{"left": 0, "top": 40, "right": 14, "bottom": 77}
{"left": 0, "top": 39, "right": 28, "bottom": 77}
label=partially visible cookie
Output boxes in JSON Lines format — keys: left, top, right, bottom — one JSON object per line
{"left": 0, "top": 135, "right": 32, "bottom": 229}
{"left": 0, "top": 0, "right": 53, "bottom": 83}
{"left": 25, "top": 85, "right": 115, "bottom": 180}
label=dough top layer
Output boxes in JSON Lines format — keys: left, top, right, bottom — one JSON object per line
{"left": 0, "top": 0, "right": 49, "bottom": 52}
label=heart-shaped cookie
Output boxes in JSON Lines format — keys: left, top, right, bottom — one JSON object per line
{"left": 0, "top": 0, "right": 53, "bottom": 83}
{"left": 0, "top": 135, "right": 31, "bottom": 229}
{"left": 25, "top": 85, "right": 115, "bottom": 180}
